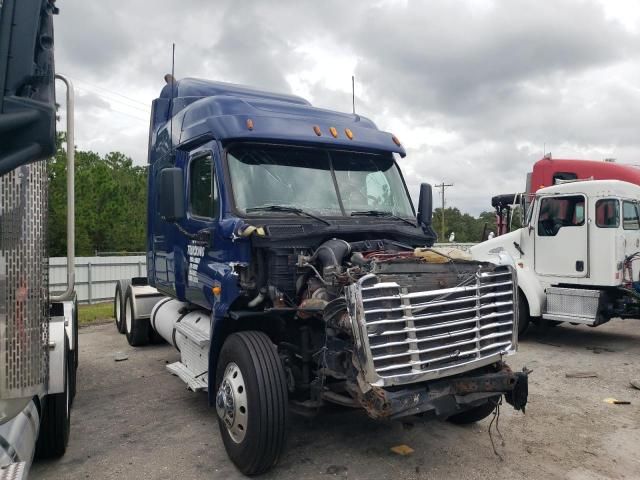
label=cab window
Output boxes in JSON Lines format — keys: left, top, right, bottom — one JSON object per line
{"left": 595, "top": 199, "right": 619, "bottom": 228}
{"left": 525, "top": 197, "right": 535, "bottom": 225}
{"left": 622, "top": 200, "right": 640, "bottom": 230}
{"left": 189, "top": 154, "right": 218, "bottom": 219}
{"left": 537, "top": 195, "right": 585, "bottom": 236}
{"left": 552, "top": 172, "right": 577, "bottom": 184}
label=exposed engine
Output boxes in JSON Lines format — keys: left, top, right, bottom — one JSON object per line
{"left": 238, "top": 238, "right": 519, "bottom": 418}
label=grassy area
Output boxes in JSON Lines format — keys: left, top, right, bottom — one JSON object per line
{"left": 78, "top": 302, "right": 114, "bottom": 326}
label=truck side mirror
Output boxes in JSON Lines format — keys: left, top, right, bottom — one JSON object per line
{"left": 417, "top": 183, "right": 433, "bottom": 228}
{"left": 158, "top": 167, "right": 185, "bottom": 222}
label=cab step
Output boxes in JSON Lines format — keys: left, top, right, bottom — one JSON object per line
{"left": 543, "top": 287, "right": 602, "bottom": 325}
{"left": 166, "top": 361, "right": 208, "bottom": 392}
{"left": 0, "top": 462, "right": 27, "bottom": 480}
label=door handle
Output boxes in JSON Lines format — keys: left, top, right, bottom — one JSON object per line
{"left": 195, "top": 228, "right": 213, "bottom": 244}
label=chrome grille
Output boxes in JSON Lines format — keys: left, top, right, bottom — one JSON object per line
{"left": 0, "top": 163, "right": 49, "bottom": 399}
{"left": 347, "top": 265, "right": 517, "bottom": 387}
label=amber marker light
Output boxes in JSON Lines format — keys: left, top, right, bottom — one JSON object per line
{"left": 329, "top": 127, "right": 338, "bottom": 138}
{"left": 392, "top": 135, "right": 401, "bottom": 146}
{"left": 246, "top": 118, "right": 254, "bottom": 130}
{"left": 345, "top": 128, "right": 354, "bottom": 140}
{"left": 313, "top": 125, "right": 322, "bottom": 136}
{"left": 212, "top": 286, "right": 222, "bottom": 296}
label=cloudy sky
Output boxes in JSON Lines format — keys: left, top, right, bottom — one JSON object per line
{"left": 54, "top": 0, "right": 640, "bottom": 215}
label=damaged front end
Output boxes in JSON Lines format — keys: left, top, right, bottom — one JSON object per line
{"left": 357, "top": 362, "right": 529, "bottom": 420}
{"left": 342, "top": 249, "right": 528, "bottom": 420}
{"left": 245, "top": 236, "right": 528, "bottom": 422}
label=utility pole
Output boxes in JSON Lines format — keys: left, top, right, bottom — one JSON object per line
{"left": 434, "top": 182, "right": 454, "bottom": 242}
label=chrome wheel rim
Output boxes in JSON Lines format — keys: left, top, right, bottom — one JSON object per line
{"left": 115, "top": 290, "right": 121, "bottom": 326}
{"left": 216, "top": 362, "right": 248, "bottom": 443}
{"left": 125, "top": 298, "right": 132, "bottom": 334}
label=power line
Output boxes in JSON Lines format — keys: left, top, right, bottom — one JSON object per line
{"left": 58, "top": 106, "right": 148, "bottom": 124}
{"left": 70, "top": 75, "right": 150, "bottom": 108}
{"left": 75, "top": 83, "right": 150, "bottom": 112}
{"left": 106, "top": 109, "right": 149, "bottom": 123}
{"left": 59, "top": 75, "right": 154, "bottom": 124}
{"left": 75, "top": 85, "right": 151, "bottom": 114}
{"left": 434, "top": 182, "right": 454, "bottom": 242}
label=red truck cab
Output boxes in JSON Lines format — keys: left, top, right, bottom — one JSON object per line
{"left": 492, "top": 156, "right": 640, "bottom": 236}
{"left": 529, "top": 156, "right": 640, "bottom": 193}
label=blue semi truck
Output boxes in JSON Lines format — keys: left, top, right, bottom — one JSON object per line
{"left": 114, "top": 77, "right": 529, "bottom": 475}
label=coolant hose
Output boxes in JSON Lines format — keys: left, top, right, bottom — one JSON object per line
{"left": 311, "top": 238, "right": 351, "bottom": 268}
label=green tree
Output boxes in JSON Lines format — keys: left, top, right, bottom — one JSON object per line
{"left": 48, "top": 136, "right": 147, "bottom": 256}
{"left": 477, "top": 210, "right": 498, "bottom": 240}
{"left": 510, "top": 205, "right": 524, "bottom": 230}
{"left": 432, "top": 207, "right": 502, "bottom": 242}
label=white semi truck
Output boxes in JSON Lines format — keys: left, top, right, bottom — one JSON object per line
{"left": 0, "top": 1, "right": 78, "bottom": 477}
{"left": 472, "top": 179, "right": 640, "bottom": 334}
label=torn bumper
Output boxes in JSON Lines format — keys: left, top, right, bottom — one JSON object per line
{"left": 358, "top": 363, "right": 529, "bottom": 420}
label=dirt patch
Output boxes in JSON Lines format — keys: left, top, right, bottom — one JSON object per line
{"left": 32, "top": 320, "right": 640, "bottom": 479}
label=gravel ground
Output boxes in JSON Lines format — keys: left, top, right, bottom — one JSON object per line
{"left": 31, "top": 319, "right": 640, "bottom": 480}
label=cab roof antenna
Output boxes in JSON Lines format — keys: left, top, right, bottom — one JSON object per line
{"left": 165, "top": 43, "right": 176, "bottom": 158}
{"left": 352, "top": 75, "right": 355, "bottom": 115}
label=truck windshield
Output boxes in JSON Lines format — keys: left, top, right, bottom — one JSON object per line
{"left": 227, "top": 144, "right": 414, "bottom": 218}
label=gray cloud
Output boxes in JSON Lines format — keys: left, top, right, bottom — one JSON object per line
{"left": 351, "top": 0, "right": 636, "bottom": 116}
{"left": 75, "top": 91, "right": 110, "bottom": 111}
{"left": 53, "top": 0, "right": 640, "bottom": 215}
{"left": 55, "top": 2, "right": 135, "bottom": 76}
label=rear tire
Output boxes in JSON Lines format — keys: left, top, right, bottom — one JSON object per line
{"left": 517, "top": 292, "right": 530, "bottom": 337}
{"left": 149, "top": 328, "right": 165, "bottom": 345}
{"left": 215, "top": 331, "right": 288, "bottom": 475}
{"left": 114, "top": 279, "right": 131, "bottom": 334}
{"left": 36, "top": 336, "right": 71, "bottom": 459}
{"left": 124, "top": 286, "right": 150, "bottom": 346}
{"left": 447, "top": 398, "right": 497, "bottom": 425}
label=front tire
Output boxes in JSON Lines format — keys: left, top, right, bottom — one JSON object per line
{"left": 215, "top": 331, "right": 288, "bottom": 475}
{"left": 517, "top": 292, "right": 530, "bottom": 337}
{"left": 447, "top": 398, "right": 497, "bottom": 425}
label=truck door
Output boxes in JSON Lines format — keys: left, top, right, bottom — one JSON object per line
{"left": 534, "top": 194, "right": 588, "bottom": 277}
{"left": 621, "top": 199, "right": 640, "bottom": 273}
{"left": 183, "top": 151, "right": 220, "bottom": 305}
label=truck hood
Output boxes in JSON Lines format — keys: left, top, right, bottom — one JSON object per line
{"left": 470, "top": 229, "right": 522, "bottom": 264}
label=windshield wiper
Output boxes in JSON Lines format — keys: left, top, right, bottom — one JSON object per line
{"left": 246, "top": 205, "right": 331, "bottom": 226}
{"left": 350, "top": 210, "right": 417, "bottom": 227}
